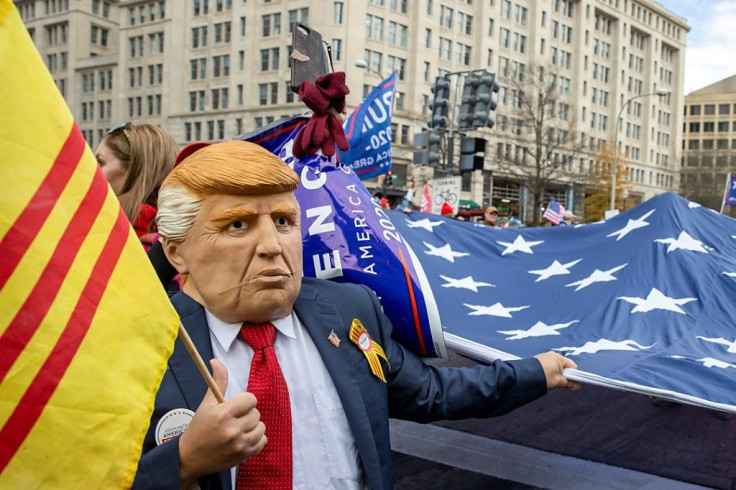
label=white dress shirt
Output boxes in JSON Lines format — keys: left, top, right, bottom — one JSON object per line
{"left": 205, "top": 309, "right": 366, "bottom": 489}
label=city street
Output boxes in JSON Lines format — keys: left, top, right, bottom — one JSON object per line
{"left": 390, "top": 350, "right": 736, "bottom": 489}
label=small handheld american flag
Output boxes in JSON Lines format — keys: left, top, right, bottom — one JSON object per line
{"left": 542, "top": 199, "right": 565, "bottom": 225}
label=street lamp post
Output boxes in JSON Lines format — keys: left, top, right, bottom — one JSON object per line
{"left": 609, "top": 88, "right": 669, "bottom": 211}
{"left": 354, "top": 59, "right": 382, "bottom": 78}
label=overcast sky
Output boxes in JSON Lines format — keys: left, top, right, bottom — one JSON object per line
{"left": 656, "top": 0, "right": 736, "bottom": 93}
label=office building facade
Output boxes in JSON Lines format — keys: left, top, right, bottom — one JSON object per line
{"left": 17, "top": 0, "right": 688, "bottom": 219}
{"left": 681, "top": 74, "right": 736, "bottom": 216}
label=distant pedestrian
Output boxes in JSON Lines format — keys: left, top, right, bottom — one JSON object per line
{"left": 95, "top": 122, "right": 178, "bottom": 247}
{"left": 507, "top": 218, "right": 524, "bottom": 229}
{"left": 560, "top": 210, "right": 575, "bottom": 226}
{"left": 484, "top": 206, "right": 499, "bottom": 227}
{"left": 398, "top": 179, "right": 416, "bottom": 214}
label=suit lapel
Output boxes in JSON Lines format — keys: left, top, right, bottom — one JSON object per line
{"left": 169, "top": 292, "right": 214, "bottom": 410}
{"left": 169, "top": 293, "right": 232, "bottom": 490}
{"left": 293, "top": 282, "right": 383, "bottom": 490}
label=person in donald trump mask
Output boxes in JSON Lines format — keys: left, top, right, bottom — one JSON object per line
{"left": 133, "top": 140, "right": 579, "bottom": 490}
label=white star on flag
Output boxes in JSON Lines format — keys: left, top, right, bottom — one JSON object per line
{"left": 406, "top": 218, "right": 444, "bottom": 232}
{"left": 423, "top": 241, "right": 469, "bottom": 263}
{"left": 697, "top": 358, "right": 736, "bottom": 369}
{"left": 617, "top": 287, "right": 697, "bottom": 314}
{"left": 685, "top": 357, "right": 736, "bottom": 369}
{"left": 497, "top": 235, "right": 544, "bottom": 256}
{"left": 529, "top": 259, "right": 582, "bottom": 282}
{"left": 463, "top": 302, "right": 529, "bottom": 318}
{"left": 607, "top": 209, "right": 655, "bottom": 241}
{"left": 670, "top": 355, "right": 736, "bottom": 368}
{"left": 654, "top": 231, "right": 708, "bottom": 253}
{"left": 688, "top": 202, "right": 701, "bottom": 209}
{"left": 565, "top": 264, "right": 627, "bottom": 291}
{"left": 555, "top": 339, "right": 654, "bottom": 356}
{"left": 696, "top": 336, "right": 736, "bottom": 353}
{"left": 723, "top": 272, "right": 736, "bottom": 278}
{"left": 439, "top": 275, "right": 494, "bottom": 292}
{"left": 498, "top": 320, "right": 578, "bottom": 340}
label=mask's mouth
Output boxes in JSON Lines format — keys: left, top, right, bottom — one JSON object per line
{"left": 218, "top": 269, "right": 295, "bottom": 295}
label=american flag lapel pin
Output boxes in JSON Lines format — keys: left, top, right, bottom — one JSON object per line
{"left": 327, "top": 329, "right": 341, "bottom": 348}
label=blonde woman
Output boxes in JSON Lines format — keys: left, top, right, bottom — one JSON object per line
{"left": 95, "top": 122, "right": 178, "bottom": 245}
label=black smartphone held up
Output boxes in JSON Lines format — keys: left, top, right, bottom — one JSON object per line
{"left": 290, "top": 23, "right": 331, "bottom": 93}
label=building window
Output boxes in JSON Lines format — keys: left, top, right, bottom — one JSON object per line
{"left": 334, "top": 2, "right": 343, "bottom": 24}
{"left": 99, "top": 28, "right": 109, "bottom": 47}
{"left": 395, "top": 91, "right": 404, "bottom": 111}
{"left": 332, "top": 39, "right": 342, "bottom": 61}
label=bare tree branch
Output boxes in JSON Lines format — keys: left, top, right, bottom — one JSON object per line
{"left": 489, "top": 64, "right": 598, "bottom": 223}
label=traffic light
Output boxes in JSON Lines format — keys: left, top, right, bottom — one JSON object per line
{"left": 480, "top": 72, "right": 500, "bottom": 128}
{"left": 413, "top": 130, "right": 442, "bottom": 167}
{"left": 459, "top": 137, "right": 486, "bottom": 172}
{"left": 458, "top": 74, "right": 480, "bottom": 129}
{"left": 427, "top": 131, "right": 441, "bottom": 166}
{"left": 458, "top": 71, "right": 500, "bottom": 129}
{"left": 428, "top": 75, "right": 451, "bottom": 129}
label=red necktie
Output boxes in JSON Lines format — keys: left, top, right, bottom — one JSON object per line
{"left": 236, "top": 323, "right": 292, "bottom": 489}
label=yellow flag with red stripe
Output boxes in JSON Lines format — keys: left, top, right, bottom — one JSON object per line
{"left": 0, "top": 2, "right": 179, "bottom": 488}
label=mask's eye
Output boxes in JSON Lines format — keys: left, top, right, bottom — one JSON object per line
{"left": 275, "top": 216, "right": 290, "bottom": 226}
{"left": 228, "top": 220, "right": 247, "bottom": 231}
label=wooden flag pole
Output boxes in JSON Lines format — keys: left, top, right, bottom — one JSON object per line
{"left": 178, "top": 322, "right": 225, "bottom": 403}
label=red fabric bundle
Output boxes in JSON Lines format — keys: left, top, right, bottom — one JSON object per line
{"left": 293, "top": 72, "right": 350, "bottom": 158}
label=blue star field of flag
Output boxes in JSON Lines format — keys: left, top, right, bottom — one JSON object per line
{"left": 389, "top": 193, "right": 736, "bottom": 412}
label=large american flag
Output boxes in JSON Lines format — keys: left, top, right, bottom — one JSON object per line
{"left": 389, "top": 194, "right": 736, "bottom": 412}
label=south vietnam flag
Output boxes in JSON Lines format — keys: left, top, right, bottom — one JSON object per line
{"left": 0, "top": 2, "right": 179, "bottom": 488}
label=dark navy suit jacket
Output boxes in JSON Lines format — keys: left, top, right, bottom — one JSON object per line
{"left": 133, "top": 277, "right": 547, "bottom": 489}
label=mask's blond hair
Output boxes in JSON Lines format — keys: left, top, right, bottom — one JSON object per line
{"left": 157, "top": 140, "right": 300, "bottom": 241}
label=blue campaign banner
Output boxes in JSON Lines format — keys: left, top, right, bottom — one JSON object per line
{"left": 239, "top": 116, "right": 447, "bottom": 359}
{"left": 337, "top": 72, "right": 397, "bottom": 180}
{"left": 726, "top": 175, "right": 736, "bottom": 206}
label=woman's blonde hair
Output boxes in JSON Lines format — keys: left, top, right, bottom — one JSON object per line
{"left": 157, "top": 140, "right": 300, "bottom": 241}
{"left": 103, "top": 123, "right": 178, "bottom": 224}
